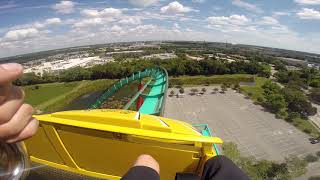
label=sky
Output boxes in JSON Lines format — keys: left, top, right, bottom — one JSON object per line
{"left": 0, "top": 0, "right": 320, "bottom": 58}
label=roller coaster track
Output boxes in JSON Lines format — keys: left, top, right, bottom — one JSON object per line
{"left": 88, "top": 67, "right": 168, "bottom": 116}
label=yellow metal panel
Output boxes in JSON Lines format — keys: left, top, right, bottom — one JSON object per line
{"left": 24, "top": 125, "right": 64, "bottom": 165}
{"left": 30, "top": 157, "right": 120, "bottom": 180}
{"left": 34, "top": 110, "right": 223, "bottom": 144}
{"left": 56, "top": 126, "right": 201, "bottom": 180}
{"left": 42, "top": 124, "right": 79, "bottom": 168}
{"left": 26, "top": 110, "right": 223, "bottom": 179}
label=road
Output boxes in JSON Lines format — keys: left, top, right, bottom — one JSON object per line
{"left": 164, "top": 86, "right": 320, "bottom": 162}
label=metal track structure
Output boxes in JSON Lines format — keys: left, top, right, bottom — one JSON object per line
{"left": 88, "top": 67, "right": 168, "bottom": 116}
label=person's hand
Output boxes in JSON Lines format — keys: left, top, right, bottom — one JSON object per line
{"left": 0, "top": 63, "right": 38, "bottom": 143}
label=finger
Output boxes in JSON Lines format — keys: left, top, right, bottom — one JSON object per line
{"left": 0, "top": 86, "right": 24, "bottom": 124}
{"left": 6, "top": 118, "right": 38, "bottom": 143}
{"left": 0, "top": 83, "right": 13, "bottom": 104}
{"left": 0, "top": 104, "right": 34, "bottom": 139}
{"left": 0, "top": 63, "right": 23, "bottom": 85}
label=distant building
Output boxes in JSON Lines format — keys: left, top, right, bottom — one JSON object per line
{"left": 142, "top": 53, "right": 177, "bottom": 60}
{"left": 278, "top": 57, "right": 306, "bottom": 66}
{"left": 186, "top": 54, "right": 205, "bottom": 61}
{"left": 105, "top": 50, "right": 144, "bottom": 57}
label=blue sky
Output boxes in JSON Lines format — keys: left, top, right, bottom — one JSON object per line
{"left": 0, "top": 0, "right": 320, "bottom": 58}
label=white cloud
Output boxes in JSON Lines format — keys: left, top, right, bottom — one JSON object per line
{"left": 130, "top": 24, "right": 157, "bottom": 33}
{"left": 119, "top": 16, "right": 142, "bottom": 24}
{"left": 81, "top": 8, "right": 122, "bottom": 18}
{"left": 75, "top": 8, "right": 123, "bottom": 28}
{"left": 100, "top": 8, "right": 122, "bottom": 17}
{"left": 192, "top": 0, "right": 206, "bottom": 3}
{"left": 73, "top": 18, "right": 103, "bottom": 28}
{"left": 231, "top": 0, "right": 262, "bottom": 13}
{"left": 161, "top": 1, "right": 196, "bottom": 14}
{"left": 207, "top": 15, "right": 250, "bottom": 26}
{"left": 81, "top": 9, "right": 100, "bottom": 17}
{"left": 52, "top": 1, "right": 75, "bottom": 14}
{"left": 259, "top": 16, "right": 279, "bottom": 25}
{"left": 128, "top": 0, "right": 159, "bottom": 7}
{"left": 110, "top": 25, "right": 123, "bottom": 34}
{"left": 295, "top": 0, "right": 320, "bottom": 5}
{"left": 297, "top": 8, "right": 320, "bottom": 19}
{"left": 272, "top": 11, "right": 291, "bottom": 17}
{"left": 4, "top": 28, "right": 39, "bottom": 41}
{"left": 45, "top": 18, "right": 62, "bottom": 25}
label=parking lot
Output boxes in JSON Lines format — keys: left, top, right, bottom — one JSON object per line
{"left": 164, "top": 86, "right": 320, "bottom": 162}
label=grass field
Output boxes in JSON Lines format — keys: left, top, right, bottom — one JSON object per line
{"left": 23, "top": 79, "right": 115, "bottom": 113}
{"left": 24, "top": 82, "right": 80, "bottom": 107}
{"left": 240, "top": 77, "right": 269, "bottom": 101}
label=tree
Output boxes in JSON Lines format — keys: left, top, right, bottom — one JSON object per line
{"left": 264, "top": 93, "right": 287, "bottom": 113}
{"left": 221, "top": 84, "right": 227, "bottom": 93}
{"left": 262, "top": 81, "right": 282, "bottom": 95}
{"left": 283, "top": 87, "right": 317, "bottom": 117}
{"left": 285, "top": 156, "right": 307, "bottom": 177}
{"left": 201, "top": 87, "right": 207, "bottom": 94}
{"left": 170, "top": 90, "right": 175, "bottom": 97}
{"left": 214, "top": 87, "right": 219, "bottom": 93}
{"left": 233, "top": 83, "right": 240, "bottom": 90}
{"left": 190, "top": 88, "right": 199, "bottom": 95}
{"left": 304, "top": 154, "right": 319, "bottom": 163}
{"left": 310, "top": 88, "right": 320, "bottom": 104}
{"left": 179, "top": 88, "right": 185, "bottom": 94}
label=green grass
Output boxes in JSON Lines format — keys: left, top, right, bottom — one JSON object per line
{"left": 23, "top": 82, "right": 80, "bottom": 107}
{"left": 292, "top": 118, "right": 320, "bottom": 138}
{"left": 240, "top": 77, "right": 269, "bottom": 101}
{"left": 22, "top": 79, "right": 115, "bottom": 114}
{"left": 170, "top": 74, "right": 255, "bottom": 86}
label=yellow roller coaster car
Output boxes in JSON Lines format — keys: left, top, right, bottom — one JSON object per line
{"left": 4, "top": 109, "right": 223, "bottom": 180}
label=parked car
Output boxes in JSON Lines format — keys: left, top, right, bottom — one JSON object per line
{"left": 308, "top": 138, "right": 320, "bottom": 144}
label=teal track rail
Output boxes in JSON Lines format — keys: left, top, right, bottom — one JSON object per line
{"left": 89, "top": 67, "right": 168, "bottom": 116}
{"left": 192, "top": 124, "right": 220, "bottom": 155}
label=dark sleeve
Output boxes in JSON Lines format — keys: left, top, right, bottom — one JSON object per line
{"left": 201, "top": 155, "right": 250, "bottom": 180}
{"left": 121, "top": 166, "right": 160, "bottom": 180}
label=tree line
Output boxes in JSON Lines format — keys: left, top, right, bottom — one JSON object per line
{"left": 15, "top": 58, "right": 271, "bottom": 86}
{"left": 260, "top": 81, "right": 317, "bottom": 120}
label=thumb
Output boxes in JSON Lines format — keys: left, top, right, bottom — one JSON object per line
{"left": 0, "top": 63, "right": 23, "bottom": 85}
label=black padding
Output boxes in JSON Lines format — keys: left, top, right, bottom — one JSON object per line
{"left": 175, "top": 173, "right": 199, "bottom": 180}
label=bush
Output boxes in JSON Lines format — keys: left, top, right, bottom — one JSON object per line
{"left": 288, "top": 112, "right": 300, "bottom": 121}
{"left": 304, "top": 154, "right": 319, "bottom": 163}
{"left": 303, "top": 129, "right": 311, "bottom": 134}
{"left": 179, "top": 88, "right": 185, "bottom": 94}
{"left": 276, "top": 109, "right": 288, "bottom": 119}
{"left": 309, "top": 176, "right": 320, "bottom": 180}
{"left": 175, "top": 85, "right": 182, "bottom": 89}
{"left": 316, "top": 151, "right": 320, "bottom": 157}
{"left": 257, "top": 97, "right": 264, "bottom": 103}
{"left": 248, "top": 92, "right": 253, "bottom": 97}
